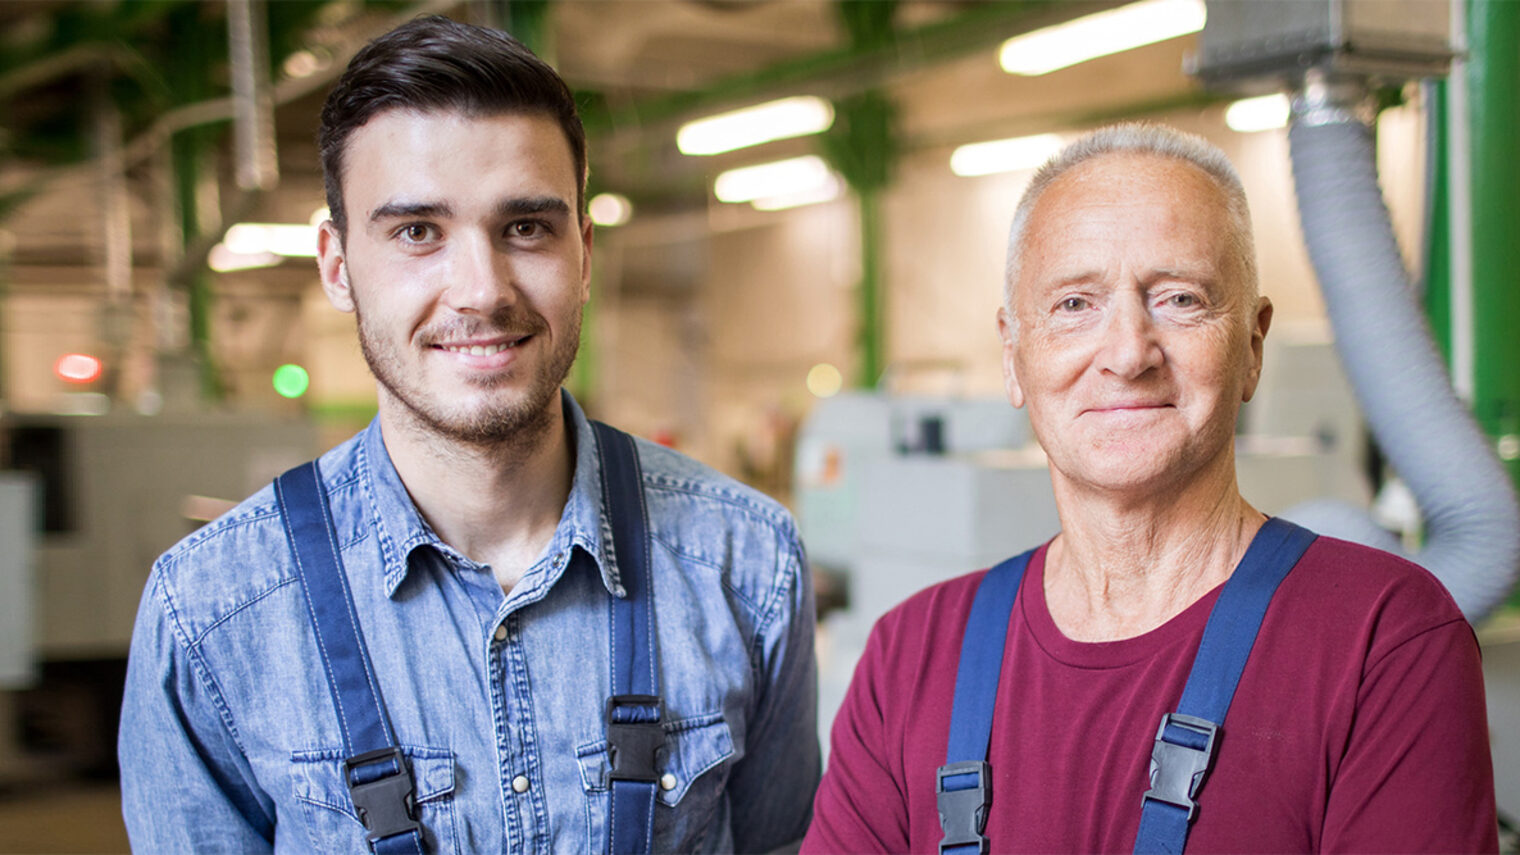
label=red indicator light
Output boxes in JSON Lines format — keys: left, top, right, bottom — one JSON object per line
{"left": 55, "top": 353, "right": 103, "bottom": 384}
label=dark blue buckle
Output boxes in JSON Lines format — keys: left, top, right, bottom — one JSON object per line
{"left": 344, "top": 746, "right": 420, "bottom": 845}
{"left": 1142, "top": 713, "right": 1218, "bottom": 821}
{"left": 936, "top": 761, "right": 992, "bottom": 854}
{"left": 606, "top": 694, "right": 664, "bottom": 783}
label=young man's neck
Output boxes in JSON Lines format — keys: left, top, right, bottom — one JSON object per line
{"left": 377, "top": 391, "right": 576, "bottom": 592}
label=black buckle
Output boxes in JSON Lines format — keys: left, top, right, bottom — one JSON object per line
{"left": 344, "top": 746, "right": 421, "bottom": 845}
{"left": 936, "top": 761, "right": 992, "bottom": 854}
{"left": 1142, "top": 713, "right": 1219, "bottom": 821}
{"left": 606, "top": 694, "right": 664, "bottom": 783}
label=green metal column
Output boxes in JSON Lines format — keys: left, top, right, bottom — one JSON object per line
{"left": 821, "top": 90, "right": 895, "bottom": 389}
{"left": 1467, "top": 0, "right": 1520, "bottom": 483}
{"left": 856, "top": 187, "right": 883, "bottom": 388}
{"left": 1421, "top": 80, "right": 1452, "bottom": 366}
{"left": 168, "top": 6, "right": 223, "bottom": 402}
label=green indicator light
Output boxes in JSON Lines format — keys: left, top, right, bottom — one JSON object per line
{"left": 273, "top": 364, "right": 310, "bottom": 399}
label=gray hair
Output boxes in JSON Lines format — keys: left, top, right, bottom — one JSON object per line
{"left": 1003, "top": 122, "right": 1258, "bottom": 313}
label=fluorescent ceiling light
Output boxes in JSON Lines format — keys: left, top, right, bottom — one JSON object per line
{"left": 1226, "top": 93, "right": 1290, "bottom": 133}
{"left": 999, "top": 0, "right": 1205, "bottom": 76}
{"left": 209, "top": 243, "right": 281, "bottom": 272}
{"left": 714, "top": 155, "right": 834, "bottom": 204}
{"left": 589, "top": 193, "right": 633, "bottom": 226}
{"left": 678, "top": 96, "right": 835, "bottom": 156}
{"left": 752, "top": 173, "right": 843, "bottom": 211}
{"left": 951, "top": 133, "right": 1064, "bottom": 177}
{"left": 223, "top": 222, "right": 318, "bottom": 257}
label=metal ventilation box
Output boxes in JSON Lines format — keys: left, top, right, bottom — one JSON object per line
{"left": 1191, "top": 0, "right": 1454, "bottom": 90}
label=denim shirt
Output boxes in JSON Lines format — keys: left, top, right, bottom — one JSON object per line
{"left": 119, "top": 392, "right": 818, "bottom": 853}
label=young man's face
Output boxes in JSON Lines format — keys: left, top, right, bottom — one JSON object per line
{"left": 316, "top": 109, "right": 591, "bottom": 446}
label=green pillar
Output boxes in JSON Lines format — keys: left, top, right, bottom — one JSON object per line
{"left": 1421, "top": 80, "right": 1452, "bottom": 366}
{"left": 1467, "top": 0, "right": 1520, "bottom": 483}
{"left": 168, "top": 6, "right": 223, "bottom": 402}
{"left": 820, "top": 90, "right": 897, "bottom": 389}
{"left": 480, "top": 0, "right": 553, "bottom": 61}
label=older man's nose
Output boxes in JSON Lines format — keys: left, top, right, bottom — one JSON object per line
{"left": 1098, "top": 299, "right": 1163, "bottom": 379}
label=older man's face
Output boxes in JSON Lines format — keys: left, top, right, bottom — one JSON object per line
{"left": 997, "top": 153, "right": 1271, "bottom": 498}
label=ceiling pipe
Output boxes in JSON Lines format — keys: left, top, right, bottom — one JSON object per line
{"left": 227, "top": 0, "right": 279, "bottom": 192}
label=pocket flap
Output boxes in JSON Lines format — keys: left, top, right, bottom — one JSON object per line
{"left": 575, "top": 712, "right": 734, "bottom": 806}
{"left": 291, "top": 745, "right": 456, "bottom": 819}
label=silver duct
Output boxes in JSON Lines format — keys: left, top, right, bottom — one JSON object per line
{"left": 1280, "top": 76, "right": 1520, "bottom": 621}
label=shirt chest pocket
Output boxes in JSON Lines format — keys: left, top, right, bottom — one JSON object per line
{"left": 290, "top": 746, "right": 459, "bottom": 854}
{"left": 575, "top": 712, "right": 736, "bottom": 851}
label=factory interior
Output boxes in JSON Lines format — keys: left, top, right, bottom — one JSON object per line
{"left": 0, "top": 0, "right": 1518, "bottom": 850}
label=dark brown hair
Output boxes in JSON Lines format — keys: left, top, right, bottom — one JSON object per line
{"left": 318, "top": 15, "right": 587, "bottom": 235}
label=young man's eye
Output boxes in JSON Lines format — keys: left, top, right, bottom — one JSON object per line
{"left": 398, "top": 224, "right": 436, "bottom": 243}
{"left": 509, "top": 220, "right": 549, "bottom": 238}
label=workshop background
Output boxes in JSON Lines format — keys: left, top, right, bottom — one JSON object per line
{"left": 0, "top": 0, "right": 1517, "bottom": 851}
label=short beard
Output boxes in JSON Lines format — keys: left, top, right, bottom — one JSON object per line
{"left": 353, "top": 292, "right": 581, "bottom": 454}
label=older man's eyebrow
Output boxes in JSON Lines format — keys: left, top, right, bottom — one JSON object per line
{"left": 1146, "top": 266, "right": 1218, "bottom": 286}
{"left": 369, "top": 201, "right": 452, "bottom": 223}
{"left": 496, "top": 196, "right": 572, "bottom": 218}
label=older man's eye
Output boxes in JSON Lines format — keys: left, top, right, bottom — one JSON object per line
{"left": 1167, "top": 293, "right": 1199, "bottom": 308}
{"left": 1059, "top": 297, "right": 1088, "bottom": 311}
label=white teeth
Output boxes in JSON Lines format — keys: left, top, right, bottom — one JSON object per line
{"left": 442, "top": 340, "right": 518, "bottom": 355}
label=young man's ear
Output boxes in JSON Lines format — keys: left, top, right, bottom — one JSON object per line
{"left": 316, "top": 220, "right": 355, "bottom": 313}
{"left": 579, "top": 213, "right": 594, "bottom": 305}
{"left": 997, "top": 306, "right": 1026, "bottom": 409}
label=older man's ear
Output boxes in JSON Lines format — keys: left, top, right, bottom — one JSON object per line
{"left": 997, "top": 306, "right": 1026, "bottom": 409}
{"left": 1242, "top": 296, "right": 1274, "bottom": 403}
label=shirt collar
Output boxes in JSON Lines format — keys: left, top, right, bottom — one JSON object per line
{"left": 357, "top": 389, "right": 623, "bottom": 598}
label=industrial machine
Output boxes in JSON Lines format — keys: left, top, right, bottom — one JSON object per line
{"left": 0, "top": 411, "right": 318, "bottom": 778}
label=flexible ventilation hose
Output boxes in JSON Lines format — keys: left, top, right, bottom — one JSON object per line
{"left": 1282, "top": 111, "right": 1520, "bottom": 621}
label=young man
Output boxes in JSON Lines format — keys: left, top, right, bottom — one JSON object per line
{"left": 120, "top": 17, "right": 817, "bottom": 853}
{"left": 802, "top": 124, "right": 1495, "bottom": 853}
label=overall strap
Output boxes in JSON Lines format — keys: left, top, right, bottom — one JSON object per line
{"left": 275, "top": 462, "right": 424, "bottom": 855}
{"left": 937, "top": 550, "right": 1035, "bottom": 855}
{"left": 591, "top": 421, "right": 663, "bottom": 855}
{"left": 1133, "top": 517, "right": 1318, "bottom": 855}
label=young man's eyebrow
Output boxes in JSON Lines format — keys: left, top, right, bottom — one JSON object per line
{"left": 496, "top": 196, "right": 572, "bottom": 218}
{"left": 369, "top": 201, "right": 452, "bottom": 223}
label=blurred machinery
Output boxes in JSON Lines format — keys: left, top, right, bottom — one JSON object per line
{"left": 0, "top": 412, "right": 317, "bottom": 779}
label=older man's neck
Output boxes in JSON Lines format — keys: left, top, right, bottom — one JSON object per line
{"left": 1044, "top": 473, "right": 1266, "bottom": 643}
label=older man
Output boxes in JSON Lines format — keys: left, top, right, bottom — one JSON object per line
{"left": 802, "top": 124, "right": 1495, "bottom": 853}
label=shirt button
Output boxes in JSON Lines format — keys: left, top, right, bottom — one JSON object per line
{"left": 512, "top": 775, "right": 530, "bottom": 793}
{"left": 552, "top": 553, "right": 565, "bottom": 568}
{"left": 659, "top": 773, "right": 677, "bottom": 792}
{"left": 493, "top": 624, "right": 508, "bottom": 642}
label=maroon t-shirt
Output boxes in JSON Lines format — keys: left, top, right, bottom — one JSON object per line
{"left": 802, "top": 536, "right": 1496, "bottom": 854}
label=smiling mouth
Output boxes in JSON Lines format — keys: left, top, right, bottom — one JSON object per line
{"left": 434, "top": 337, "right": 528, "bottom": 356}
{"left": 1089, "top": 403, "right": 1173, "bottom": 413}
